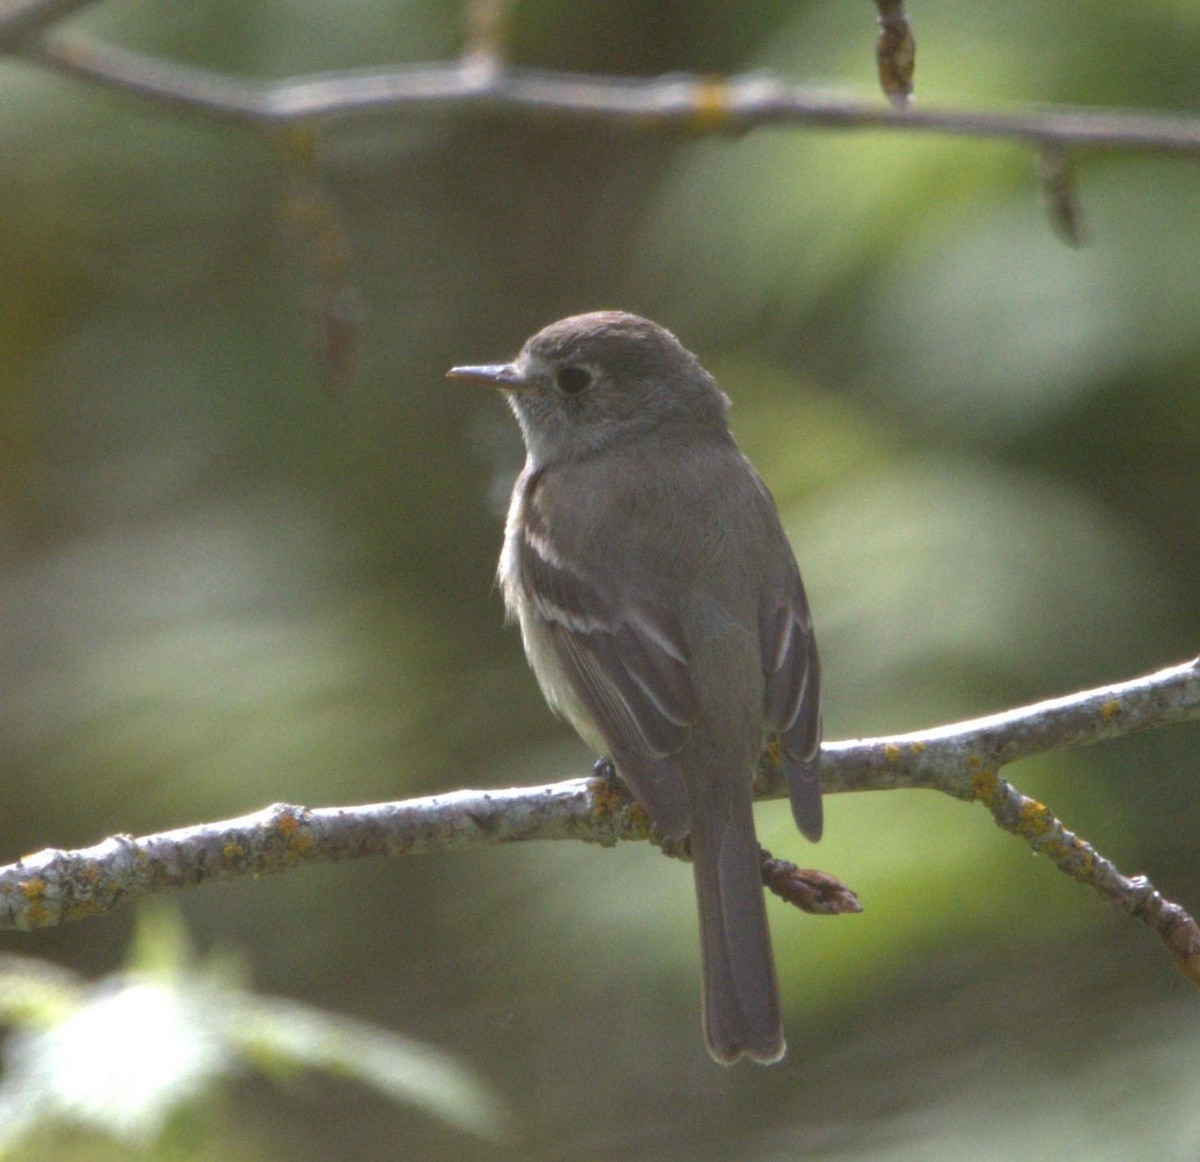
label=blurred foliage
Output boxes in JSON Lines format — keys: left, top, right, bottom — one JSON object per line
{"left": 1, "top": 1, "right": 1199, "bottom": 1158}
{"left": 0, "top": 904, "right": 508, "bottom": 1156}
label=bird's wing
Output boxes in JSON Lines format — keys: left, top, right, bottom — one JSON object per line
{"left": 760, "top": 556, "right": 823, "bottom": 841}
{"left": 516, "top": 525, "right": 694, "bottom": 837}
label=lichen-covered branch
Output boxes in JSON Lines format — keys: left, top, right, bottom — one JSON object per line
{"left": 975, "top": 769, "right": 1200, "bottom": 986}
{"left": 808, "top": 655, "right": 1200, "bottom": 796}
{"left": 3, "top": 658, "right": 1198, "bottom": 984}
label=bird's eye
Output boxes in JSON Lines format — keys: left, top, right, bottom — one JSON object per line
{"left": 555, "top": 366, "right": 593, "bottom": 394}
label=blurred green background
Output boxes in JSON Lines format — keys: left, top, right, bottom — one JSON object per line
{"left": 2, "top": 0, "right": 1199, "bottom": 1157}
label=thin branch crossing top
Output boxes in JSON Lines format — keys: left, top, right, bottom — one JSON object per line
{"left": 1, "top": 9, "right": 1194, "bottom": 154}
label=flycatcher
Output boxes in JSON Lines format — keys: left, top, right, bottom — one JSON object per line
{"left": 448, "top": 311, "right": 821, "bottom": 1064}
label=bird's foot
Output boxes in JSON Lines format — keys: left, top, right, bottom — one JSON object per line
{"left": 592, "top": 755, "right": 620, "bottom": 789}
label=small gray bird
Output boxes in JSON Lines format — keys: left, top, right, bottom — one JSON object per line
{"left": 448, "top": 311, "right": 821, "bottom": 1064}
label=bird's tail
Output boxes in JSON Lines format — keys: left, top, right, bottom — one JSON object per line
{"left": 687, "top": 761, "right": 783, "bottom": 1065}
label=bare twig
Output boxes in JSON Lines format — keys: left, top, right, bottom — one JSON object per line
{"left": 460, "top": 0, "right": 517, "bottom": 71}
{"left": 20, "top": 31, "right": 1200, "bottom": 155}
{"left": 1035, "top": 143, "right": 1085, "bottom": 245}
{"left": 0, "top": 0, "right": 100, "bottom": 49}
{"left": 278, "top": 129, "right": 358, "bottom": 387}
{"left": 875, "top": 0, "right": 916, "bottom": 111}
{"left": 761, "top": 856, "right": 862, "bottom": 915}
{"left": 3, "top": 657, "right": 1198, "bottom": 985}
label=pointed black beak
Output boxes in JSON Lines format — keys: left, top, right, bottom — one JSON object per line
{"left": 445, "top": 362, "right": 528, "bottom": 390}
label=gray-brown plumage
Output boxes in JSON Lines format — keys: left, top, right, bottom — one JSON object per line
{"left": 448, "top": 312, "right": 821, "bottom": 1064}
